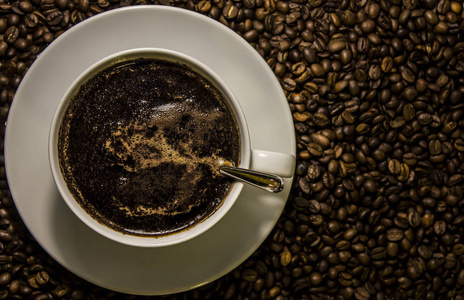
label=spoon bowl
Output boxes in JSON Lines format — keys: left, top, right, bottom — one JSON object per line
{"left": 219, "top": 165, "right": 284, "bottom": 193}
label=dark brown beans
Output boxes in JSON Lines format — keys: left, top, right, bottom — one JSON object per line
{"left": 4, "top": 26, "right": 19, "bottom": 44}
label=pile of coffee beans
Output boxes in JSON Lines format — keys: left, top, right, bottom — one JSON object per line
{"left": 1, "top": 0, "right": 464, "bottom": 299}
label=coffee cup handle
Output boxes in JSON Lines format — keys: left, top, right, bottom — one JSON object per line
{"left": 250, "top": 150, "right": 296, "bottom": 178}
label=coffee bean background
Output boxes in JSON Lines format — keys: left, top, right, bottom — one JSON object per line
{"left": 1, "top": 0, "right": 464, "bottom": 299}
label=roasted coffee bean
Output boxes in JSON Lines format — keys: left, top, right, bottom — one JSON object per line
{"left": 401, "top": 68, "right": 416, "bottom": 83}
{"left": 328, "top": 40, "right": 345, "bottom": 53}
{"left": 46, "top": 10, "right": 64, "bottom": 26}
{"left": 0, "top": 272, "right": 11, "bottom": 286}
{"left": 418, "top": 245, "right": 433, "bottom": 260}
{"left": 0, "top": 42, "right": 8, "bottom": 57}
{"left": 371, "top": 247, "right": 386, "bottom": 260}
{"left": 386, "top": 228, "right": 404, "bottom": 242}
{"left": 241, "top": 269, "right": 258, "bottom": 282}
{"left": 386, "top": 242, "right": 399, "bottom": 257}
{"left": 4, "top": 27, "right": 19, "bottom": 44}
{"left": 403, "top": 103, "right": 415, "bottom": 121}
{"left": 381, "top": 56, "right": 393, "bottom": 73}
{"left": 223, "top": 4, "right": 238, "bottom": 20}
{"left": 307, "top": 143, "right": 323, "bottom": 156}
{"left": 403, "top": 153, "right": 417, "bottom": 166}
{"left": 243, "top": 29, "right": 258, "bottom": 42}
{"left": 368, "top": 65, "right": 381, "bottom": 80}
{"left": 307, "top": 200, "right": 320, "bottom": 213}
{"left": 388, "top": 159, "right": 402, "bottom": 175}
{"left": 327, "top": 159, "right": 339, "bottom": 174}
{"left": 429, "top": 140, "right": 442, "bottom": 155}
{"left": 24, "top": 14, "right": 39, "bottom": 28}
{"left": 310, "top": 64, "right": 325, "bottom": 77}
{"left": 307, "top": 165, "right": 321, "bottom": 180}
{"left": 310, "top": 133, "right": 330, "bottom": 148}
{"left": 298, "top": 177, "right": 310, "bottom": 194}
{"left": 197, "top": 1, "right": 211, "bottom": 13}
{"left": 334, "top": 80, "right": 348, "bottom": 93}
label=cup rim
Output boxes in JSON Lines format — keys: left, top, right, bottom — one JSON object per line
{"left": 48, "top": 48, "right": 251, "bottom": 247}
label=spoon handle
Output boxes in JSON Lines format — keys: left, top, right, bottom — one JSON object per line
{"left": 219, "top": 165, "right": 284, "bottom": 193}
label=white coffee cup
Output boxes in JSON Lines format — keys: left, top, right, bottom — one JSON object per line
{"left": 49, "top": 48, "right": 295, "bottom": 247}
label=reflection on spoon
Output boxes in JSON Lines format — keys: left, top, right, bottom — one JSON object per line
{"left": 219, "top": 165, "right": 284, "bottom": 193}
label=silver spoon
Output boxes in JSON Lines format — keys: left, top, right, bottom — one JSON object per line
{"left": 219, "top": 165, "right": 284, "bottom": 193}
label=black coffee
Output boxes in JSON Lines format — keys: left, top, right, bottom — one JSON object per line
{"left": 58, "top": 58, "right": 240, "bottom": 237}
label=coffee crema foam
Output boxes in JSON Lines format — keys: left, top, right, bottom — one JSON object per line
{"left": 104, "top": 103, "right": 228, "bottom": 216}
{"left": 58, "top": 58, "right": 240, "bottom": 237}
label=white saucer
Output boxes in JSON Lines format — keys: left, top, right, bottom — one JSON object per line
{"left": 4, "top": 6, "right": 295, "bottom": 295}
